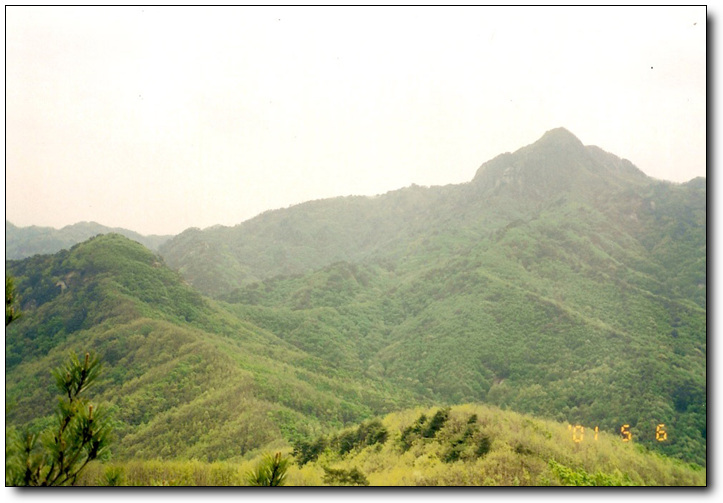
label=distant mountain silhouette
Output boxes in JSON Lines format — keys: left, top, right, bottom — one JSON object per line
{"left": 160, "top": 128, "right": 698, "bottom": 298}
{"left": 5, "top": 220, "right": 171, "bottom": 259}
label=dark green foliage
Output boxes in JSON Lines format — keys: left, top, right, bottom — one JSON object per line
{"left": 423, "top": 408, "right": 450, "bottom": 438}
{"left": 293, "top": 436, "right": 328, "bottom": 466}
{"left": 400, "top": 408, "right": 450, "bottom": 451}
{"left": 5, "top": 352, "right": 113, "bottom": 486}
{"left": 441, "top": 416, "right": 492, "bottom": 464}
{"left": 6, "top": 275, "right": 21, "bottom": 326}
{"left": 322, "top": 466, "right": 370, "bottom": 486}
{"left": 337, "top": 430, "right": 358, "bottom": 456}
{"left": 475, "top": 434, "right": 492, "bottom": 457}
{"left": 442, "top": 423, "right": 478, "bottom": 463}
{"left": 400, "top": 413, "right": 427, "bottom": 451}
{"left": 336, "top": 419, "right": 389, "bottom": 455}
{"left": 514, "top": 443, "right": 534, "bottom": 455}
{"left": 246, "top": 452, "right": 289, "bottom": 486}
{"left": 294, "top": 419, "right": 389, "bottom": 464}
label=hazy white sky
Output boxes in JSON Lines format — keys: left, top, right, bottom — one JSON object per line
{"left": 4, "top": 6, "right": 706, "bottom": 236}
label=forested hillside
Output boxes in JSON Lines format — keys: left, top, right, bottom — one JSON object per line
{"left": 5, "top": 128, "right": 706, "bottom": 483}
{"left": 5, "top": 235, "right": 421, "bottom": 461}
{"left": 177, "top": 128, "right": 707, "bottom": 464}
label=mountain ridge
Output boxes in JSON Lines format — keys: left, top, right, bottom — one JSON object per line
{"left": 6, "top": 220, "right": 172, "bottom": 260}
{"left": 5, "top": 233, "right": 421, "bottom": 460}
{"left": 159, "top": 128, "right": 702, "bottom": 298}
{"left": 471, "top": 128, "right": 650, "bottom": 204}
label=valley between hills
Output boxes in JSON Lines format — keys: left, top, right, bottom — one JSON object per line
{"left": 5, "top": 128, "right": 706, "bottom": 485}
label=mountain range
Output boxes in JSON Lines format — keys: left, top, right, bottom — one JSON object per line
{"left": 5, "top": 220, "right": 171, "bottom": 260}
{"left": 5, "top": 128, "right": 706, "bottom": 473}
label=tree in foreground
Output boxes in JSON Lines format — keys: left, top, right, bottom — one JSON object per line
{"left": 6, "top": 275, "right": 21, "bottom": 326}
{"left": 246, "top": 452, "right": 289, "bottom": 486}
{"left": 5, "top": 352, "right": 113, "bottom": 486}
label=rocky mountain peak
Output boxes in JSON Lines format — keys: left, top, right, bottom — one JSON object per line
{"left": 534, "top": 127, "right": 585, "bottom": 149}
{"left": 471, "top": 128, "right": 649, "bottom": 202}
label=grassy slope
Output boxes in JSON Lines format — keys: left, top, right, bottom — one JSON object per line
{"left": 75, "top": 403, "right": 705, "bottom": 486}
{"left": 294, "top": 403, "right": 705, "bottom": 486}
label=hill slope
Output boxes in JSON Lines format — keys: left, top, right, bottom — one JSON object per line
{"left": 287, "top": 403, "right": 705, "bottom": 486}
{"left": 209, "top": 129, "right": 705, "bottom": 465}
{"left": 75, "top": 403, "right": 706, "bottom": 486}
{"left": 5, "top": 234, "right": 419, "bottom": 461}
{"left": 159, "top": 128, "right": 703, "bottom": 303}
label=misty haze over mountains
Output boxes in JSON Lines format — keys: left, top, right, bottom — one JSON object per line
{"left": 6, "top": 128, "right": 704, "bottom": 263}
{"left": 5, "top": 221, "right": 172, "bottom": 260}
{"left": 5, "top": 128, "right": 707, "bottom": 475}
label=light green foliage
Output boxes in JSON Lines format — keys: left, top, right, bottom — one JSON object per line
{"left": 548, "top": 459, "right": 632, "bottom": 486}
{"left": 100, "top": 465, "right": 125, "bottom": 486}
{"left": 5, "top": 352, "right": 113, "bottom": 486}
{"left": 246, "top": 452, "right": 290, "bottom": 486}
{"left": 296, "top": 404, "right": 705, "bottom": 486}
{"left": 78, "top": 459, "right": 243, "bottom": 486}
{"left": 213, "top": 191, "right": 706, "bottom": 464}
{"left": 60, "top": 404, "right": 707, "bottom": 486}
{"left": 5, "top": 235, "right": 415, "bottom": 463}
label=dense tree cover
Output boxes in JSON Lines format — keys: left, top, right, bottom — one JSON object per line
{"left": 159, "top": 180, "right": 482, "bottom": 299}
{"left": 199, "top": 132, "right": 705, "bottom": 466}
{"left": 159, "top": 129, "right": 691, "bottom": 300}
{"left": 322, "top": 465, "right": 370, "bottom": 486}
{"left": 215, "top": 210, "right": 705, "bottom": 465}
{"left": 5, "top": 234, "right": 212, "bottom": 368}
{"left": 5, "top": 235, "right": 419, "bottom": 464}
{"left": 5, "top": 128, "right": 706, "bottom": 480}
